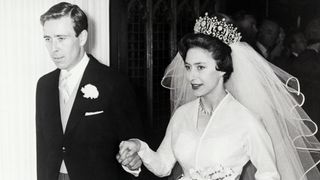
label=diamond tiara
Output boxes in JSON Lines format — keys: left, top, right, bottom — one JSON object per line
{"left": 194, "top": 13, "right": 241, "bottom": 45}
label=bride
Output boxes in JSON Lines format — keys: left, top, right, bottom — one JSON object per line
{"left": 117, "top": 13, "right": 320, "bottom": 180}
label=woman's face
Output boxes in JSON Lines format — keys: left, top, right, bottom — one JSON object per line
{"left": 184, "top": 47, "right": 225, "bottom": 97}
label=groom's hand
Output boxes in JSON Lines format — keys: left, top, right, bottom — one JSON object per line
{"left": 119, "top": 152, "right": 142, "bottom": 170}
{"left": 117, "top": 139, "right": 142, "bottom": 170}
{"left": 116, "top": 152, "right": 142, "bottom": 170}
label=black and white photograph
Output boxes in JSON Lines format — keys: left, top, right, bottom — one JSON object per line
{"left": 1, "top": 0, "right": 320, "bottom": 180}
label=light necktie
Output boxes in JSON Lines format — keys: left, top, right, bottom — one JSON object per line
{"left": 59, "top": 71, "right": 71, "bottom": 104}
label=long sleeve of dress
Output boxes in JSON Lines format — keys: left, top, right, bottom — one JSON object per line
{"left": 246, "top": 117, "right": 280, "bottom": 180}
{"left": 137, "top": 114, "right": 177, "bottom": 177}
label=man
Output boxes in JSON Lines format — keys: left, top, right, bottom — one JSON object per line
{"left": 290, "top": 18, "right": 320, "bottom": 141}
{"left": 254, "top": 19, "right": 280, "bottom": 60}
{"left": 36, "top": 2, "right": 142, "bottom": 180}
{"left": 286, "top": 30, "right": 307, "bottom": 58}
{"left": 233, "top": 11, "right": 258, "bottom": 47}
{"left": 274, "top": 29, "right": 307, "bottom": 72}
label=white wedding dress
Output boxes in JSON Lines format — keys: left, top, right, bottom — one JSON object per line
{"left": 137, "top": 93, "right": 280, "bottom": 180}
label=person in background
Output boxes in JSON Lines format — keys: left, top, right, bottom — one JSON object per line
{"left": 36, "top": 2, "right": 143, "bottom": 180}
{"left": 274, "top": 29, "right": 307, "bottom": 72}
{"left": 290, "top": 18, "right": 320, "bottom": 140}
{"left": 285, "top": 29, "right": 307, "bottom": 58}
{"left": 254, "top": 19, "right": 280, "bottom": 60}
{"left": 269, "top": 27, "right": 286, "bottom": 62}
{"left": 233, "top": 10, "right": 258, "bottom": 47}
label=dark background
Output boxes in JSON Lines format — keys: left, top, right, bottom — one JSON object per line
{"left": 225, "top": 0, "right": 320, "bottom": 30}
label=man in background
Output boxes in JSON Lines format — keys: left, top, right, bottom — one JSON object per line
{"left": 254, "top": 19, "right": 280, "bottom": 60}
{"left": 290, "top": 18, "right": 320, "bottom": 140}
{"left": 233, "top": 11, "right": 258, "bottom": 47}
{"left": 275, "top": 29, "right": 307, "bottom": 71}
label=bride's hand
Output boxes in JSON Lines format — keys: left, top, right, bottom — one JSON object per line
{"left": 116, "top": 139, "right": 142, "bottom": 170}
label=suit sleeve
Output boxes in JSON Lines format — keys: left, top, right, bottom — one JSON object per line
{"left": 112, "top": 76, "right": 144, "bottom": 141}
{"left": 135, "top": 109, "right": 177, "bottom": 177}
{"left": 36, "top": 79, "right": 47, "bottom": 180}
{"left": 111, "top": 76, "right": 146, "bottom": 179}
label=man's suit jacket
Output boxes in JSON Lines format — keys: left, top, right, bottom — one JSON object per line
{"left": 36, "top": 55, "right": 143, "bottom": 180}
{"left": 290, "top": 49, "right": 320, "bottom": 139}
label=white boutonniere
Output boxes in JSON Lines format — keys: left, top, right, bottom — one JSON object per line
{"left": 81, "top": 84, "right": 99, "bottom": 99}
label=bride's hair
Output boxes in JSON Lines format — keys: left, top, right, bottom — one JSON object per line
{"left": 178, "top": 33, "right": 233, "bottom": 82}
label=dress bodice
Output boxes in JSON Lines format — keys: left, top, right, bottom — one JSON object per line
{"left": 172, "top": 94, "right": 252, "bottom": 179}
{"left": 138, "top": 94, "right": 280, "bottom": 180}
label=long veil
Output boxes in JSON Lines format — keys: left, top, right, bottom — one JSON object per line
{"left": 161, "top": 41, "right": 320, "bottom": 179}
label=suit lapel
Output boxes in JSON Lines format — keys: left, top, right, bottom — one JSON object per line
{"left": 64, "top": 57, "right": 101, "bottom": 137}
{"left": 45, "top": 69, "right": 64, "bottom": 140}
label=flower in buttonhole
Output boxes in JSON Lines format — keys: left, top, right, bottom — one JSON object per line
{"left": 81, "top": 84, "right": 99, "bottom": 99}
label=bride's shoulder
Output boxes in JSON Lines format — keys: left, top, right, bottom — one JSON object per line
{"left": 227, "top": 95, "right": 261, "bottom": 125}
{"left": 174, "top": 98, "right": 198, "bottom": 115}
{"left": 168, "top": 99, "right": 198, "bottom": 127}
{"left": 170, "top": 99, "right": 198, "bottom": 122}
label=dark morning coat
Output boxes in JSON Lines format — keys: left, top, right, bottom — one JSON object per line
{"left": 36, "top": 54, "right": 143, "bottom": 180}
{"left": 289, "top": 49, "right": 320, "bottom": 139}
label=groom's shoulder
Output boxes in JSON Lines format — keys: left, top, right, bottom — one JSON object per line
{"left": 36, "top": 69, "right": 60, "bottom": 94}
{"left": 38, "top": 68, "right": 59, "bottom": 84}
{"left": 88, "top": 54, "right": 132, "bottom": 83}
{"left": 88, "top": 54, "right": 119, "bottom": 74}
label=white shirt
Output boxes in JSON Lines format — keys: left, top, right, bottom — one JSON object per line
{"left": 59, "top": 53, "right": 89, "bottom": 174}
{"left": 59, "top": 53, "right": 90, "bottom": 98}
{"left": 256, "top": 41, "right": 269, "bottom": 58}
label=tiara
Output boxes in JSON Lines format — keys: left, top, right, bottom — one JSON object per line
{"left": 194, "top": 13, "right": 241, "bottom": 45}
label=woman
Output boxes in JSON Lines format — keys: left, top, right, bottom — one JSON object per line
{"left": 117, "top": 13, "right": 320, "bottom": 180}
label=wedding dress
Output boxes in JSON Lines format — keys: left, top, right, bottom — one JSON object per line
{"left": 137, "top": 93, "right": 279, "bottom": 180}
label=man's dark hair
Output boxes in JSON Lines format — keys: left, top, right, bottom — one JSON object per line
{"left": 305, "top": 18, "right": 320, "bottom": 45}
{"left": 40, "top": 2, "right": 88, "bottom": 37}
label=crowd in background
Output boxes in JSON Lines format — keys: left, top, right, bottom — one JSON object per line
{"left": 233, "top": 10, "right": 320, "bottom": 140}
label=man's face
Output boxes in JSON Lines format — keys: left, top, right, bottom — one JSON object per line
{"left": 43, "top": 16, "right": 85, "bottom": 70}
{"left": 259, "top": 22, "right": 280, "bottom": 49}
{"left": 292, "top": 33, "right": 307, "bottom": 54}
{"left": 241, "top": 16, "right": 258, "bottom": 35}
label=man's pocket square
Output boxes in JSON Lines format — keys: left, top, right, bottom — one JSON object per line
{"left": 85, "top": 110, "right": 104, "bottom": 116}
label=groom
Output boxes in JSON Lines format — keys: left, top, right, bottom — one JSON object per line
{"left": 36, "top": 2, "right": 142, "bottom": 180}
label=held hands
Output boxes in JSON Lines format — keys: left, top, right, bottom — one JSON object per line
{"left": 116, "top": 139, "right": 142, "bottom": 170}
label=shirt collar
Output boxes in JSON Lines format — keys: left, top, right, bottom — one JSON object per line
{"left": 307, "top": 45, "right": 319, "bottom": 53}
{"left": 292, "top": 52, "right": 299, "bottom": 57}
{"left": 61, "top": 53, "right": 89, "bottom": 77}
{"left": 59, "top": 53, "right": 90, "bottom": 92}
{"left": 256, "top": 41, "right": 268, "bottom": 58}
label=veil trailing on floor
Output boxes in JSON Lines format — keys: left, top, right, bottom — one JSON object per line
{"left": 161, "top": 41, "right": 320, "bottom": 179}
